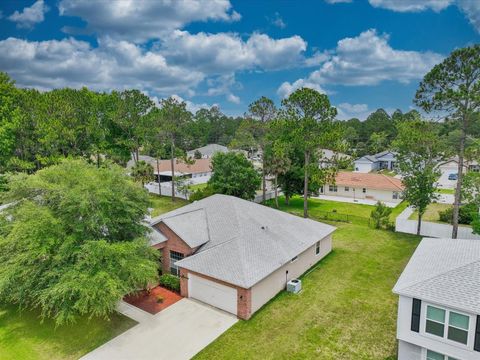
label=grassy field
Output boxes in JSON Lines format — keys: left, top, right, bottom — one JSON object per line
{"left": 195, "top": 220, "right": 419, "bottom": 359}
{"left": 0, "top": 305, "right": 136, "bottom": 360}
{"left": 149, "top": 194, "right": 189, "bottom": 217}
{"left": 408, "top": 203, "right": 451, "bottom": 222}
{"left": 265, "top": 196, "right": 375, "bottom": 223}
{"left": 436, "top": 188, "right": 455, "bottom": 195}
{"left": 189, "top": 183, "right": 208, "bottom": 191}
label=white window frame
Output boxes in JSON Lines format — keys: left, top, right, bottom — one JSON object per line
{"left": 421, "top": 302, "right": 472, "bottom": 349}
{"left": 393, "top": 191, "right": 399, "bottom": 199}
{"left": 315, "top": 241, "right": 321, "bottom": 256}
{"left": 362, "top": 188, "right": 366, "bottom": 193}
{"left": 328, "top": 185, "right": 337, "bottom": 192}
{"left": 422, "top": 347, "right": 459, "bottom": 360}
{"left": 344, "top": 187, "right": 349, "bottom": 192}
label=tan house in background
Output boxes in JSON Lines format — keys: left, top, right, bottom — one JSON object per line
{"left": 321, "top": 171, "right": 404, "bottom": 204}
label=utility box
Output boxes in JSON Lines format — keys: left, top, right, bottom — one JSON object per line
{"left": 286, "top": 279, "right": 302, "bottom": 294}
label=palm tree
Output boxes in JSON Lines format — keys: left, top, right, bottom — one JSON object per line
{"left": 131, "top": 160, "right": 154, "bottom": 187}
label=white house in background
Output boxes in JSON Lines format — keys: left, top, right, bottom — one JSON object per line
{"left": 393, "top": 238, "right": 480, "bottom": 360}
{"left": 187, "top": 144, "right": 229, "bottom": 159}
{"left": 318, "top": 149, "right": 351, "bottom": 168}
{"left": 148, "top": 194, "right": 335, "bottom": 319}
{"left": 437, "top": 157, "right": 480, "bottom": 175}
{"left": 320, "top": 171, "right": 404, "bottom": 203}
{"left": 354, "top": 150, "right": 397, "bottom": 173}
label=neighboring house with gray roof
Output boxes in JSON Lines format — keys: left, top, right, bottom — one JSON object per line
{"left": 187, "top": 144, "right": 229, "bottom": 159}
{"left": 393, "top": 238, "right": 480, "bottom": 360}
{"left": 149, "top": 194, "right": 335, "bottom": 319}
{"left": 354, "top": 150, "right": 397, "bottom": 173}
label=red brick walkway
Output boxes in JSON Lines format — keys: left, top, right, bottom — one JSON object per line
{"left": 124, "top": 286, "right": 182, "bottom": 314}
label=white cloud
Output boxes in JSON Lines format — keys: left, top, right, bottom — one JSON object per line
{"left": 368, "top": 0, "right": 480, "bottom": 33}
{"left": 227, "top": 93, "right": 241, "bottom": 104}
{"left": 325, "top": 0, "right": 352, "bottom": 3}
{"left": 58, "top": 0, "right": 241, "bottom": 42}
{"left": 269, "top": 12, "right": 286, "bottom": 29}
{"left": 336, "top": 102, "right": 370, "bottom": 120}
{"left": 277, "top": 29, "right": 443, "bottom": 96}
{"left": 0, "top": 37, "right": 203, "bottom": 94}
{"left": 368, "top": 0, "right": 452, "bottom": 12}
{"left": 8, "top": 0, "right": 49, "bottom": 29}
{"left": 457, "top": 0, "right": 480, "bottom": 32}
{"left": 277, "top": 78, "right": 326, "bottom": 98}
{"left": 161, "top": 31, "right": 308, "bottom": 73}
{"left": 170, "top": 94, "right": 217, "bottom": 113}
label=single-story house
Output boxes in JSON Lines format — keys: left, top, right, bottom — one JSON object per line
{"left": 437, "top": 157, "right": 480, "bottom": 175}
{"left": 187, "top": 144, "right": 229, "bottom": 159}
{"left": 354, "top": 150, "right": 397, "bottom": 173}
{"left": 320, "top": 171, "right": 404, "bottom": 203}
{"left": 393, "top": 238, "right": 480, "bottom": 360}
{"left": 148, "top": 194, "right": 335, "bottom": 319}
{"left": 318, "top": 148, "right": 351, "bottom": 168}
{"left": 154, "top": 158, "right": 212, "bottom": 183}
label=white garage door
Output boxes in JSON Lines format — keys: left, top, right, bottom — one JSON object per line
{"left": 188, "top": 274, "right": 237, "bottom": 315}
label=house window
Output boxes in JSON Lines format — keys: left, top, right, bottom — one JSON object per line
{"left": 315, "top": 241, "right": 320, "bottom": 255}
{"left": 447, "top": 311, "right": 469, "bottom": 344}
{"left": 426, "top": 349, "right": 458, "bottom": 360}
{"left": 393, "top": 192, "right": 399, "bottom": 199}
{"left": 426, "top": 305, "right": 445, "bottom": 337}
{"left": 344, "top": 187, "right": 349, "bottom": 192}
{"left": 329, "top": 185, "right": 337, "bottom": 192}
{"left": 362, "top": 188, "right": 366, "bottom": 193}
{"left": 425, "top": 305, "right": 470, "bottom": 345}
{"left": 169, "top": 250, "right": 184, "bottom": 276}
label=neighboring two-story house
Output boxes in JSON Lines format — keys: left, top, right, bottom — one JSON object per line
{"left": 354, "top": 150, "right": 397, "bottom": 173}
{"left": 393, "top": 238, "right": 480, "bottom": 360}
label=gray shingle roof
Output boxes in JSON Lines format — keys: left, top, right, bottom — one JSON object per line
{"left": 146, "top": 226, "right": 167, "bottom": 246}
{"left": 187, "top": 144, "right": 228, "bottom": 157}
{"left": 393, "top": 238, "right": 480, "bottom": 314}
{"left": 150, "top": 194, "right": 336, "bottom": 288}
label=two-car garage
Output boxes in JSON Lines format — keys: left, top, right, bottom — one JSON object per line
{"left": 188, "top": 273, "right": 238, "bottom": 315}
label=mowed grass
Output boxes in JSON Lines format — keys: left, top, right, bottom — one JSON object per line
{"left": 149, "top": 194, "right": 189, "bottom": 217}
{"left": 0, "top": 304, "right": 136, "bottom": 360}
{"left": 266, "top": 196, "right": 375, "bottom": 220}
{"left": 436, "top": 188, "right": 455, "bottom": 195}
{"left": 195, "top": 221, "right": 419, "bottom": 360}
{"left": 408, "top": 202, "right": 451, "bottom": 222}
{"left": 195, "top": 196, "right": 419, "bottom": 360}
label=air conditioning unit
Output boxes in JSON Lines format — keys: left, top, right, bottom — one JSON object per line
{"left": 286, "top": 279, "right": 302, "bottom": 294}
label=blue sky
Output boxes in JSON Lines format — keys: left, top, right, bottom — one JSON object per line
{"left": 0, "top": 0, "right": 479, "bottom": 119}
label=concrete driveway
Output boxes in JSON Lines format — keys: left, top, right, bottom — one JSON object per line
{"left": 81, "top": 299, "right": 237, "bottom": 360}
{"left": 437, "top": 171, "right": 457, "bottom": 190}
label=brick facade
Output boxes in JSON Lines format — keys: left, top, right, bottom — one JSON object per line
{"left": 180, "top": 268, "right": 252, "bottom": 320}
{"left": 152, "top": 222, "right": 198, "bottom": 274}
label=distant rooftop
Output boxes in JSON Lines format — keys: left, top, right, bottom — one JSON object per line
{"left": 335, "top": 171, "right": 404, "bottom": 191}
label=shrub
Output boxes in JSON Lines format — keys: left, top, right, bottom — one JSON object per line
{"left": 159, "top": 274, "right": 180, "bottom": 292}
{"left": 156, "top": 295, "right": 164, "bottom": 303}
{"left": 438, "top": 203, "right": 477, "bottom": 225}
{"left": 370, "top": 201, "right": 392, "bottom": 229}
{"left": 189, "top": 186, "right": 215, "bottom": 202}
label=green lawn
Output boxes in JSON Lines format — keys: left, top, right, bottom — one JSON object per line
{"left": 265, "top": 196, "right": 375, "bottom": 224}
{"left": 149, "top": 194, "right": 189, "bottom": 217}
{"left": 408, "top": 203, "right": 451, "bottom": 222}
{"left": 189, "top": 183, "right": 208, "bottom": 191}
{"left": 0, "top": 304, "right": 136, "bottom": 360}
{"left": 436, "top": 188, "right": 455, "bottom": 195}
{"left": 195, "top": 220, "right": 419, "bottom": 359}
